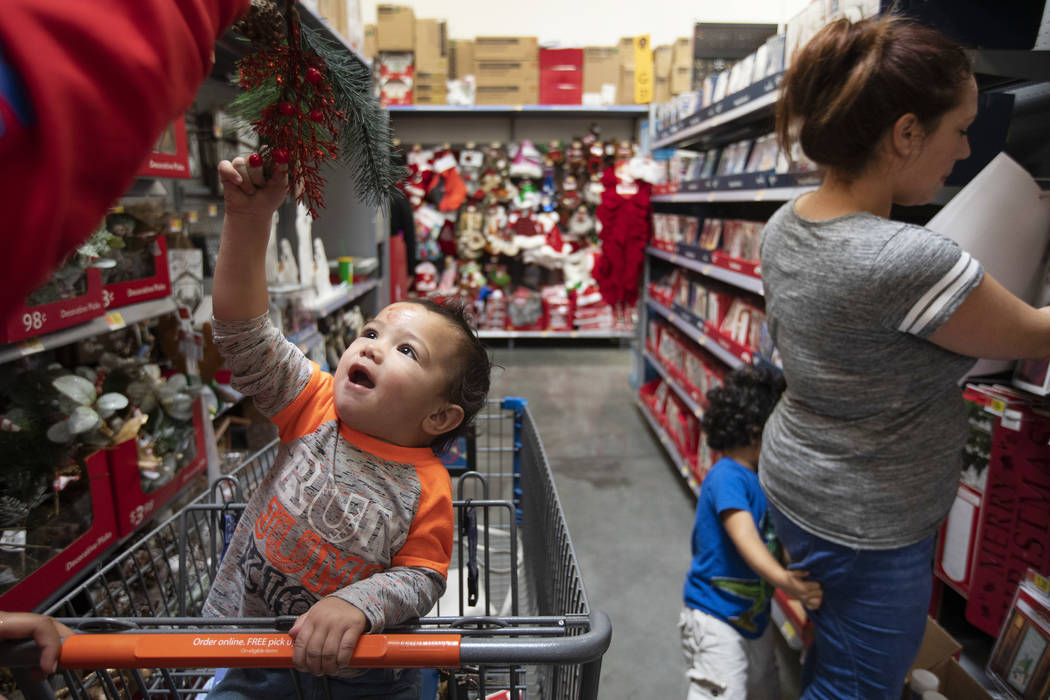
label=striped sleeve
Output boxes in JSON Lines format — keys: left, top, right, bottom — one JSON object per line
{"left": 872, "top": 224, "right": 985, "bottom": 338}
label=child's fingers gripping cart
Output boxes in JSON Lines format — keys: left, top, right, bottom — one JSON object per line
{"left": 5, "top": 398, "right": 611, "bottom": 700}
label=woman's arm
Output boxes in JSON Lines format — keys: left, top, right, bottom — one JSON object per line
{"left": 928, "top": 274, "right": 1050, "bottom": 360}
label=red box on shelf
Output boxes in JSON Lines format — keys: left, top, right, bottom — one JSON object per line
{"left": 539, "top": 49, "right": 583, "bottom": 105}
{"left": 0, "top": 450, "right": 118, "bottom": 611}
{"left": 107, "top": 401, "right": 208, "bottom": 537}
{"left": 138, "top": 115, "right": 191, "bottom": 179}
{"left": 704, "top": 321, "right": 755, "bottom": 365}
{"left": 102, "top": 236, "right": 172, "bottom": 310}
{"left": 966, "top": 407, "right": 1050, "bottom": 637}
{"left": 2, "top": 267, "right": 105, "bottom": 343}
{"left": 711, "top": 250, "right": 761, "bottom": 279}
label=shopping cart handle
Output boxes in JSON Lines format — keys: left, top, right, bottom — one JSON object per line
{"left": 53, "top": 633, "right": 461, "bottom": 670}
{"left": 0, "top": 639, "right": 45, "bottom": 669}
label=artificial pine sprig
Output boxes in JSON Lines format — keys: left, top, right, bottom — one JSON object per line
{"left": 229, "top": 0, "right": 403, "bottom": 214}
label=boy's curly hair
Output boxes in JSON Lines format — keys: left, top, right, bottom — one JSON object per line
{"left": 701, "top": 366, "right": 785, "bottom": 451}
{"left": 401, "top": 298, "right": 493, "bottom": 454}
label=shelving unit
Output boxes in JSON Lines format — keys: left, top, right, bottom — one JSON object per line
{"left": 647, "top": 246, "right": 764, "bottom": 295}
{"left": 646, "top": 297, "right": 750, "bottom": 370}
{"left": 642, "top": 347, "right": 704, "bottom": 418}
{"left": 387, "top": 105, "right": 649, "bottom": 116}
{"left": 634, "top": 397, "right": 699, "bottom": 496}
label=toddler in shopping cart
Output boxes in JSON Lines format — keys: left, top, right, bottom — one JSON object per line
{"left": 202, "top": 156, "right": 492, "bottom": 699}
{"left": 679, "top": 366, "right": 822, "bottom": 700}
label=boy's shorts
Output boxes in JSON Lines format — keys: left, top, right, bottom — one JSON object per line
{"left": 678, "top": 607, "right": 779, "bottom": 700}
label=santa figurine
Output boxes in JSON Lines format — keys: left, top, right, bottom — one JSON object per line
{"left": 565, "top": 139, "right": 586, "bottom": 173}
{"left": 559, "top": 174, "right": 582, "bottom": 213}
{"left": 414, "top": 261, "right": 438, "bottom": 293}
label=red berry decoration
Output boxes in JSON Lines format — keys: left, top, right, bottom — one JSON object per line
{"left": 272, "top": 148, "right": 290, "bottom": 164}
{"left": 248, "top": 153, "right": 263, "bottom": 168}
{"left": 310, "top": 109, "right": 324, "bottom": 123}
{"left": 305, "top": 67, "right": 323, "bottom": 84}
{"left": 278, "top": 102, "right": 295, "bottom": 116}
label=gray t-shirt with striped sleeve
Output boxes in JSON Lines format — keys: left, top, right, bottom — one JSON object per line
{"left": 758, "top": 200, "right": 983, "bottom": 549}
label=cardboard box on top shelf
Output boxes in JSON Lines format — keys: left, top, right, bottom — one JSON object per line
{"left": 653, "top": 76, "right": 671, "bottom": 104}
{"left": 364, "top": 23, "right": 377, "bottom": 60}
{"left": 376, "top": 4, "right": 414, "bottom": 51}
{"left": 583, "top": 46, "right": 619, "bottom": 105}
{"left": 475, "top": 83, "right": 537, "bottom": 106}
{"left": 670, "top": 64, "right": 692, "bottom": 95}
{"left": 617, "top": 67, "right": 635, "bottom": 105}
{"left": 618, "top": 37, "right": 636, "bottom": 70}
{"left": 692, "top": 22, "right": 777, "bottom": 60}
{"left": 413, "top": 84, "right": 447, "bottom": 105}
{"left": 654, "top": 45, "right": 673, "bottom": 81}
{"left": 414, "top": 18, "right": 448, "bottom": 75}
{"left": 449, "top": 39, "right": 475, "bottom": 78}
{"left": 475, "top": 59, "right": 538, "bottom": 88}
{"left": 539, "top": 48, "right": 583, "bottom": 105}
{"left": 672, "top": 37, "right": 692, "bottom": 67}
{"left": 474, "top": 36, "right": 538, "bottom": 61}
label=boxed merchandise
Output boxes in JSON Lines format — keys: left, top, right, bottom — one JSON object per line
{"left": 0, "top": 450, "right": 117, "bottom": 611}
{"left": 413, "top": 84, "right": 447, "bottom": 105}
{"left": 692, "top": 22, "right": 776, "bottom": 61}
{"left": 540, "top": 48, "right": 583, "bottom": 105}
{"left": 102, "top": 234, "right": 172, "bottom": 310}
{"left": 376, "top": 4, "right": 414, "bottom": 51}
{"left": 672, "top": 37, "right": 692, "bottom": 70}
{"left": 475, "top": 84, "right": 537, "bottom": 106}
{"left": 475, "top": 60, "right": 539, "bottom": 88}
{"left": 671, "top": 65, "right": 692, "bottom": 96}
{"left": 449, "top": 39, "right": 475, "bottom": 78}
{"left": 583, "top": 46, "right": 620, "bottom": 105}
{"left": 542, "top": 285, "right": 573, "bottom": 331}
{"left": 106, "top": 399, "right": 208, "bottom": 537}
{"left": 138, "top": 115, "right": 191, "bottom": 179}
{"left": 413, "top": 19, "right": 448, "bottom": 75}
{"left": 905, "top": 616, "right": 994, "bottom": 700}
{"left": 654, "top": 77, "right": 671, "bottom": 104}
{"left": 474, "top": 36, "right": 538, "bottom": 61}
{"left": 987, "top": 569, "right": 1050, "bottom": 699}
{"left": 378, "top": 51, "right": 414, "bottom": 106}
{"left": 618, "top": 68, "right": 635, "bottom": 105}
{"left": 654, "top": 45, "right": 673, "bottom": 81}
{"left": 364, "top": 23, "right": 377, "bottom": 59}
{"left": 2, "top": 266, "right": 105, "bottom": 343}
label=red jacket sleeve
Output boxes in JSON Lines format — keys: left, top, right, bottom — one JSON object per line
{"left": 0, "top": 0, "right": 249, "bottom": 320}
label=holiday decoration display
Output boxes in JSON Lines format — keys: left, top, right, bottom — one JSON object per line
{"left": 229, "top": 0, "right": 402, "bottom": 215}
{"left": 396, "top": 127, "right": 657, "bottom": 332}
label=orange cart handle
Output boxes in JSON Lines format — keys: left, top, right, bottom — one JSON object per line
{"left": 59, "top": 633, "right": 461, "bottom": 669}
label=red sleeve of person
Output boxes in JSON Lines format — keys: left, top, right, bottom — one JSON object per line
{"left": 0, "top": 0, "right": 250, "bottom": 320}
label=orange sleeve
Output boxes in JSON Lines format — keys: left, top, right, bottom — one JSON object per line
{"left": 270, "top": 362, "right": 338, "bottom": 443}
{"left": 392, "top": 459, "right": 454, "bottom": 577}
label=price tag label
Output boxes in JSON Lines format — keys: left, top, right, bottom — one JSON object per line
{"left": 1001, "top": 409, "right": 1022, "bottom": 432}
{"left": 188, "top": 210, "right": 199, "bottom": 224}
{"left": 755, "top": 189, "right": 766, "bottom": 201}
{"left": 984, "top": 398, "right": 1007, "bottom": 417}
{"left": 18, "top": 337, "right": 45, "bottom": 356}
{"left": 1033, "top": 572, "right": 1050, "bottom": 595}
{"left": 105, "top": 312, "right": 127, "bottom": 330}
{"left": 111, "top": 205, "right": 125, "bottom": 214}
{"left": 208, "top": 204, "right": 219, "bottom": 218}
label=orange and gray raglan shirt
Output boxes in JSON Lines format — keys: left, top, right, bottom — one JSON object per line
{"left": 202, "top": 313, "right": 453, "bottom": 632}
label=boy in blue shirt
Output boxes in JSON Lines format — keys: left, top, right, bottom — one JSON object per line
{"left": 680, "top": 367, "right": 822, "bottom": 699}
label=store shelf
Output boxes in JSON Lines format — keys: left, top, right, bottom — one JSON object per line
{"left": 387, "top": 105, "right": 649, "bottom": 116}
{"left": 642, "top": 348, "right": 704, "bottom": 418}
{"left": 652, "top": 74, "right": 782, "bottom": 149}
{"left": 297, "top": 3, "right": 371, "bottom": 68}
{"left": 652, "top": 184, "right": 815, "bottom": 203}
{"left": 0, "top": 296, "right": 178, "bottom": 364}
{"left": 286, "top": 324, "right": 323, "bottom": 351}
{"left": 304, "top": 279, "right": 379, "bottom": 317}
{"left": 646, "top": 297, "right": 747, "bottom": 370}
{"left": 648, "top": 246, "right": 763, "bottom": 296}
{"left": 634, "top": 396, "right": 699, "bottom": 497}
{"left": 772, "top": 589, "right": 813, "bottom": 652}
{"left": 479, "top": 329, "right": 635, "bottom": 340}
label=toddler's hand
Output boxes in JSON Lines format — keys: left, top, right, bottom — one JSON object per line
{"left": 0, "top": 612, "right": 74, "bottom": 679}
{"left": 288, "top": 597, "right": 368, "bottom": 676}
{"left": 782, "top": 569, "right": 823, "bottom": 611}
{"left": 218, "top": 155, "right": 289, "bottom": 222}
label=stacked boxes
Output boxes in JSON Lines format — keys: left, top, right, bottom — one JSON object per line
{"left": 616, "top": 37, "right": 635, "bottom": 105}
{"left": 449, "top": 39, "right": 475, "bottom": 79}
{"left": 376, "top": 4, "right": 414, "bottom": 51}
{"left": 539, "top": 48, "right": 583, "bottom": 105}
{"left": 582, "top": 46, "right": 619, "bottom": 106}
{"left": 670, "top": 37, "right": 693, "bottom": 95}
{"left": 653, "top": 44, "right": 672, "bottom": 103}
{"left": 474, "top": 37, "right": 538, "bottom": 105}
{"left": 414, "top": 20, "right": 449, "bottom": 105}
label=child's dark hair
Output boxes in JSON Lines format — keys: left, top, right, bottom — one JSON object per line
{"left": 776, "top": 15, "right": 972, "bottom": 178}
{"left": 401, "top": 298, "right": 492, "bottom": 453}
{"left": 701, "top": 367, "right": 785, "bottom": 451}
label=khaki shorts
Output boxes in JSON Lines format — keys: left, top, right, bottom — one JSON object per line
{"left": 678, "top": 607, "right": 780, "bottom": 700}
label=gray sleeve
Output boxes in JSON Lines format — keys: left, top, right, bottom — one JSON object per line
{"left": 869, "top": 224, "right": 984, "bottom": 338}
{"left": 330, "top": 566, "right": 446, "bottom": 632}
{"left": 211, "top": 314, "right": 313, "bottom": 417}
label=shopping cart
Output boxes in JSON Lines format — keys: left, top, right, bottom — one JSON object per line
{"left": 3, "top": 398, "right": 610, "bottom": 700}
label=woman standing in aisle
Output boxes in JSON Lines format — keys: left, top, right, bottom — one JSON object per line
{"left": 760, "top": 15, "right": 1050, "bottom": 699}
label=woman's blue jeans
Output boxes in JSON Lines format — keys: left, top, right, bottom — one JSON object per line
{"left": 769, "top": 505, "right": 935, "bottom": 700}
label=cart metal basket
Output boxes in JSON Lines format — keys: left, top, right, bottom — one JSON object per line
{"left": 5, "top": 398, "right": 610, "bottom": 700}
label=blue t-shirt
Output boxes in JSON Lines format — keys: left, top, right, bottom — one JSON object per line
{"left": 682, "top": 457, "right": 779, "bottom": 638}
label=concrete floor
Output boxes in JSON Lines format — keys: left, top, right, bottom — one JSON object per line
{"left": 487, "top": 343, "right": 802, "bottom": 700}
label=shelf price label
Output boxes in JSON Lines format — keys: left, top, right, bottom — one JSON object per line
{"left": 21, "top": 310, "right": 46, "bottom": 334}
{"left": 105, "top": 312, "right": 127, "bottom": 330}
{"left": 18, "top": 337, "right": 45, "bottom": 356}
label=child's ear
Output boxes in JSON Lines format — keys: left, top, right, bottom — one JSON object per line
{"left": 423, "top": 402, "right": 465, "bottom": 437}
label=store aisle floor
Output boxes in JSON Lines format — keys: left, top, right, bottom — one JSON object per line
{"left": 488, "top": 344, "right": 692, "bottom": 698}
